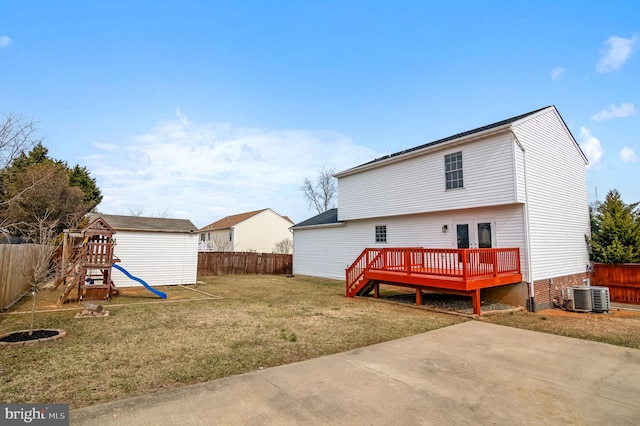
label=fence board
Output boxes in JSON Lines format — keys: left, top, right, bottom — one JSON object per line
{"left": 197, "top": 252, "right": 292, "bottom": 276}
{"left": 591, "top": 263, "right": 640, "bottom": 304}
{"left": 0, "top": 244, "right": 51, "bottom": 310}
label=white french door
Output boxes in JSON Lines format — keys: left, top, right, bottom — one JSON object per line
{"left": 454, "top": 221, "right": 494, "bottom": 249}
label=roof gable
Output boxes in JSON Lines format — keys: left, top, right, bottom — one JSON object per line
{"left": 85, "top": 217, "right": 116, "bottom": 236}
{"left": 200, "top": 208, "right": 293, "bottom": 231}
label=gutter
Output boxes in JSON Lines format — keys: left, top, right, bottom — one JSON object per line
{"left": 290, "top": 222, "right": 346, "bottom": 231}
{"left": 513, "top": 131, "right": 535, "bottom": 311}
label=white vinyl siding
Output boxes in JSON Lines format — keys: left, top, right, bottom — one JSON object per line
{"left": 296, "top": 106, "right": 588, "bottom": 294}
{"left": 337, "top": 132, "right": 518, "bottom": 221}
{"left": 513, "top": 141, "right": 526, "bottom": 203}
{"left": 199, "top": 229, "right": 233, "bottom": 251}
{"left": 111, "top": 231, "right": 198, "bottom": 287}
{"left": 512, "top": 109, "right": 589, "bottom": 281}
{"left": 293, "top": 205, "right": 527, "bottom": 281}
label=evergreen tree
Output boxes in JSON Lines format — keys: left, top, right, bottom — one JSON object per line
{"left": 1, "top": 142, "right": 101, "bottom": 210}
{"left": 589, "top": 189, "right": 640, "bottom": 264}
{"left": 3, "top": 163, "right": 87, "bottom": 242}
{"left": 68, "top": 164, "right": 102, "bottom": 210}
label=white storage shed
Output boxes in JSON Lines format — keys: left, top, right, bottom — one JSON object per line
{"left": 90, "top": 214, "right": 199, "bottom": 288}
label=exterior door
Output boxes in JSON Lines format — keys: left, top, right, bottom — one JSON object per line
{"left": 455, "top": 221, "right": 494, "bottom": 249}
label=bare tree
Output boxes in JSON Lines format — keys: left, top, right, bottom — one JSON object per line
{"left": 126, "top": 207, "right": 145, "bottom": 216}
{"left": 211, "top": 233, "right": 235, "bottom": 252}
{"left": 117, "top": 208, "right": 172, "bottom": 218}
{"left": 273, "top": 238, "right": 293, "bottom": 254}
{"left": 1, "top": 113, "right": 43, "bottom": 239}
{"left": 3, "top": 163, "right": 87, "bottom": 242}
{"left": 301, "top": 166, "right": 337, "bottom": 214}
{"left": 0, "top": 112, "right": 41, "bottom": 170}
{"left": 22, "top": 217, "right": 59, "bottom": 334}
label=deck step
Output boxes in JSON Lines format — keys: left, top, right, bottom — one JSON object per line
{"left": 357, "top": 280, "right": 375, "bottom": 297}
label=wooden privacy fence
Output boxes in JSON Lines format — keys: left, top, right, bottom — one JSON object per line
{"left": 591, "top": 263, "right": 640, "bottom": 304}
{"left": 0, "top": 244, "right": 52, "bottom": 310}
{"left": 198, "top": 252, "right": 292, "bottom": 276}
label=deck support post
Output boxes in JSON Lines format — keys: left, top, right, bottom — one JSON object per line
{"left": 416, "top": 288, "right": 422, "bottom": 306}
{"left": 472, "top": 289, "right": 481, "bottom": 316}
{"left": 373, "top": 282, "right": 379, "bottom": 298}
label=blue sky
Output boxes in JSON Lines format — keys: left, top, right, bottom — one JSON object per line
{"left": 1, "top": 1, "right": 638, "bottom": 227}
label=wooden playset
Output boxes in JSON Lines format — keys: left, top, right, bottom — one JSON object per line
{"left": 57, "top": 217, "right": 119, "bottom": 305}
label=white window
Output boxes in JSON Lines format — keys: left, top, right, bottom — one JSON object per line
{"left": 375, "top": 225, "right": 387, "bottom": 243}
{"left": 445, "top": 151, "right": 463, "bottom": 190}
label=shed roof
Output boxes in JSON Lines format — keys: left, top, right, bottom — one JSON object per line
{"left": 89, "top": 214, "right": 198, "bottom": 234}
{"left": 200, "top": 208, "right": 294, "bottom": 231}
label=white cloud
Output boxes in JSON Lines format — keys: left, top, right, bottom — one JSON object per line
{"left": 550, "top": 67, "right": 565, "bottom": 80}
{"left": 596, "top": 34, "right": 638, "bottom": 73}
{"left": 0, "top": 35, "right": 13, "bottom": 48}
{"left": 620, "top": 146, "right": 637, "bottom": 163}
{"left": 87, "top": 114, "right": 377, "bottom": 227}
{"left": 579, "top": 127, "right": 603, "bottom": 170}
{"left": 92, "top": 142, "right": 118, "bottom": 151}
{"left": 176, "top": 107, "right": 189, "bottom": 126}
{"left": 591, "top": 102, "right": 637, "bottom": 121}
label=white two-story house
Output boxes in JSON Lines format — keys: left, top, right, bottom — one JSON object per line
{"left": 199, "top": 208, "right": 294, "bottom": 253}
{"left": 292, "top": 106, "right": 590, "bottom": 312}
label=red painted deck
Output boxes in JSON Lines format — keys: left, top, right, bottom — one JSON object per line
{"left": 346, "top": 247, "right": 522, "bottom": 315}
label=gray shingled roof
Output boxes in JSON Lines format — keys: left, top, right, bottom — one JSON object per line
{"left": 293, "top": 208, "right": 340, "bottom": 228}
{"left": 89, "top": 214, "right": 198, "bottom": 233}
{"left": 339, "top": 106, "right": 552, "bottom": 174}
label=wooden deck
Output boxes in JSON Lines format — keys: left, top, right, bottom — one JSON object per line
{"left": 346, "top": 247, "right": 522, "bottom": 315}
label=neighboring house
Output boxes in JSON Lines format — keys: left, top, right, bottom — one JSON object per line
{"left": 199, "top": 208, "right": 294, "bottom": 253}
{"left": 292, "top": 106, "right": 590, "bottom": 311}
{"left": 89, "top": 214, "right": 199, "bottom": 287}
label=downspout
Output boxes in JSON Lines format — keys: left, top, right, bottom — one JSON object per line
{"left": 514, "top": 133, "right": 535, "bottom": 311}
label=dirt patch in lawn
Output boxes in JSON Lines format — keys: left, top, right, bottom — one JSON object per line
{"left": 367, "top": 286, "right": 520, "bottom": 316}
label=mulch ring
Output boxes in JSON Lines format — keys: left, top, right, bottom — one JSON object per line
{"left": 368, "top": 292, "right": 521, "bottom": 317}
{"left": 0, "top": 329, "right": 67, "bottom": 347}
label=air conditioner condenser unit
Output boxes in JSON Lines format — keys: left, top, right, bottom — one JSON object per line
{"left": 566, "top": 287, "right": 592, "bottom": 312}
{"left": 590, "top": 286, "right": 611, "bottom": 313}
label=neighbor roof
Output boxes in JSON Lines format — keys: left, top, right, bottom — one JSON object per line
{"left": 200, "top": 208, "right": 293, "bottom": 231}
{"left": 89, "top": 214, "right": 198, "bottom": 233}
{"left": 336, "top": 105, "right": 553, "bottom": 177}
{"left": 292, "top": 208, "right": 340, "bottom": 228}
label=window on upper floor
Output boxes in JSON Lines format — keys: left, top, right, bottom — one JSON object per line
{"left": 375, "top": 225, "right": 387, "bottom": 243}
{"left": 445, "top": 151, "right": 463, "bottom": 190}
{"left": 229, "top": 230, "right": 233, "bottom": 242}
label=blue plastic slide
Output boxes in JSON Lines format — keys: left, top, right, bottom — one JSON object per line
{"left": 112, "top": 263, "right": 167, "bottom": 299}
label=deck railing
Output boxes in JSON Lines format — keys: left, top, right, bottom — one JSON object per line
{"left": 346, "top": 247, "right": 521, "bottom": 297}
